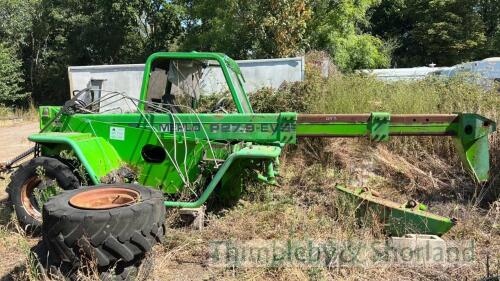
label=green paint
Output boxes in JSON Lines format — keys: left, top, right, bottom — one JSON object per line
{"left": 29, "top": 132, "right": 122, "bottom": 184}
{"left": 454, "top": 113, "right": 496, "bottom": 182}
{"left": 138, "top": 52, "right": 253, "bottom": 113}
{"left": 336, "top": 185, "right": 455, "bottom": 236}
{"left": 164, "top": 145, "right": 281, "bottom": 208}
{"left": 369, "top": 112, "right": 391, "bottom": 141}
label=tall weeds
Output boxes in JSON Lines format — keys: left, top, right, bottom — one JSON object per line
{"left": 250, "top": 73, "right": 500, "bottom": 203}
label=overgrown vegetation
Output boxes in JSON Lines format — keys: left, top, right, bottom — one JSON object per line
{"left": 0, "top": 102, "right": 37, "bottom": 121}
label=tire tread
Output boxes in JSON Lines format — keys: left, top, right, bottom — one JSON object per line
{"left": 42, "top": 184, "right": 166, "bottom": 267}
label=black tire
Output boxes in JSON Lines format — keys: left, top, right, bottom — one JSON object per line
{"left": 31, "top": 241, "right": 152, "bottom": 281}
{"left": 7, "top": 157, "right": 80, "bottom": 233}
{"left": 42, "top": 184, "right": 166, "bottom": 268}
{"left": 100, "top": 263, "right": 139, "bottom": 281}
{"left": 100, "top": 254, "right": 154, "bottom": 281}
{"left": 30, "top": 241, "right": 74, "bottom": 280}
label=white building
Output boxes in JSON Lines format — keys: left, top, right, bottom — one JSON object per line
{"left": 361, "top": 57, "right": 500, "bottom": 86}
{"left": 359, "top": 67, "right": 449, "bottom": 81}
{"left": 68, "top": 57, "right": 305, "bottom": 100}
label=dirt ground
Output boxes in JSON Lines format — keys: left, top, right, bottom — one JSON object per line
{"left": 0, "top": 121, "right": 38, "bottom": 163}
{"left": 0, "top": 120, "right": 37, "bottom": 203}
{"left": 0, "top": 121, "right": 38, "bottom": 279}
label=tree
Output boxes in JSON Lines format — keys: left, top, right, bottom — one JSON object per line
{"left": 307, "top": 0, "right": 391, "bottom": 71}
{"left": 0, "top": 44, "right": 29, "bottom": 105}
{"left": 0, "top": 0, "right": 37, "bottom": 48}
{"left": 133, "top": 0, "right": 184, "bottom": 55}
{"left": 0, "top": 0, "right": 35, "bottom": 105}
{"left": 477, "top": 0, "right": 500, "bottom": 57}
{"left": 370, "top": 0, "right": 488, "bottom": 67}
{"left": 181, "top": 0, "right": 389, "bottom": 70}
{"left": 180, "top": 0, "right": 311, "bottom": 59}
{"left": 25, "top": 0, "right": 182, "bottom": 104}
{"left": 410, "top": 0, "right": 486, "bottom": 65}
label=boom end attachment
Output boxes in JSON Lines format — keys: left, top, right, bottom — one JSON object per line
{"left": 453, "top": 113, "right": 496, "bottom": 182}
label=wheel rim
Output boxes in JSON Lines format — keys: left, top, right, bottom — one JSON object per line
{"left": 20, "top": 176, "right": 43, "bottom": 220}
{"left": 21, "top": 175, "right": 63, "bottom": 220}
{"left": 69, "top": 188, "right": 140, "bottom": 210}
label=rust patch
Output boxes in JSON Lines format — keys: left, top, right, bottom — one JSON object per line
{"left": 20, "top": 176, "right": 42, "bottom": 219}
{"left": 297, "top": 114, "right": 458, "bottom": 124}
{"left": 297, "top": 114, "right": 370, "bottom": 123}
{"left": 69, "top": 187, "right": 140, "bottom": 210}
{"left": 391, "top": 114, "right": 458, "bottom": 123}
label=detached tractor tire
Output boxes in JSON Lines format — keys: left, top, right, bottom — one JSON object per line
{"left": 31, "top": 241, "right": 153, "bottom": 281}
{"left": 42, "top": 184, "right": 166, "bottom": 268}
{"left": 7, "top": 157, "right": 80, "bottom": 233}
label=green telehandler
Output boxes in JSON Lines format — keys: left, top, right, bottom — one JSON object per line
{"left": 1, "top": 52, "right": 496, "bottom": 276}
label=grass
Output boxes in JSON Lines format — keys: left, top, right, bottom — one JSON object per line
{"left": 0, "top": 102, "right": 38, "bottom": 121}
{"left": 0, "top": 103, "right": 38, "bottom": 129}
{"left": 0, "top": 72, "right": 499, "bottom": 280}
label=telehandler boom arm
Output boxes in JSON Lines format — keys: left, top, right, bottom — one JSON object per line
{"left": 297, "top": 112, "right": 496, "bottom": 182}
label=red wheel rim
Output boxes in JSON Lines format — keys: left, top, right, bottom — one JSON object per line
{"left": 20, "top": 176, "right": 42, "bottom": 220}
{"left": 69, "top": 188, "right": 140, "bottom": 210}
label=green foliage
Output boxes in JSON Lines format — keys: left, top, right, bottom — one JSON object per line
{"left": 135, "top": 1, "right": 184, "bottom": 55}
{"left": 0, "top": 0, "right": 37, "bottom": 48}
{"left": 308, "top": 74, "right": 499, "bottom": 115}
{"left": 251, "top": 82, "right": 314, "bottom": 113}
{"left": 477, "top": 0, "right": 500, "bottom": 56}
{"left": 307, "top": 0, "right": 391, "bottom": 71}
{"left": 410, "top": 0, "right": 486, "bottom": 66}
{"left": 2, "top": 0, "right": 500, "bottom": 106}
{"left": 181, "top": 0, "right": 389, "bottom": 71}
{"left": 180, "top": 0, "right": 311, "bottom": 59}
{"left": 22, "top": 0, "right": 183, "bottom": 105}
{"left": 250, "top": 71, "right": 500, "bottom": 116}
{"left": 33, "top": 166, "right": 63, "bottom": 210}
{"left": 0, "top": 44, "right": 29, "bottom": 105}
{"left": 0, "top": 0, "right": 33, "bottom": 105}
{"left": 371, "top": 0, "right": 495, "bottom": 66}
